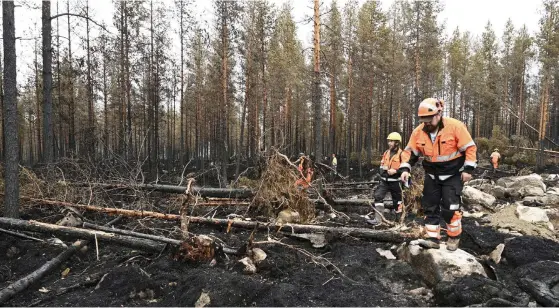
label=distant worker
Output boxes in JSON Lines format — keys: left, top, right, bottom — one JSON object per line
{"left": 367, "top": 132, "right": 404, "bottom": 226}
{"left": 295, "top": 153, "right": 313, "bottom": 190}
{"left": 331, "top": 153, "right": 338, "bottom": 174}
{"left": 490, "top": 148, "right": 501, "bottom": 172}
{"left": 400, "top": 98, "right": 477, "bottom": 252}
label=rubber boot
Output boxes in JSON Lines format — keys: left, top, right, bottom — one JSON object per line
{"left": 446, "top": 237, "right": 460, "bottom": 252}
{"left": 419, "top": 238, "right": 440, "bottom": 249}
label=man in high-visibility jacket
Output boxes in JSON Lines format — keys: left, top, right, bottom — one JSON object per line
{"left": 400, "top": 98, "right": 477, "bottom": 251}
{"left": 367, "top": 132, "right": 405, "bottom": 226}
{"left": 490, "top": 149, "right": 501, "bottom": 172}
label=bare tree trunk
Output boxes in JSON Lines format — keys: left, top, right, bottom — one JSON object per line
{"left": 42, "top": 1, "right": 53, "bottom": 163}
{"left": 517, "top": 61, "right": 526, "bottom": 137}
{"left": 56, "top": 0, "right": 62, "bottom": 159}
{"left": 329, "top": 73, "right": 336, "bottom": 156}
{"left": 3, "top": 0, "right": 19, "bottom": 218}
{"left": 313, "top": 0, "right": 322, "bottom": 164}
{"left": 236, "top": 44, "right": 250, "bottom": 178}
{"left": 221, "top": 3, "right": 229, "bottom": 185}
{"left": 413, "top": 4, "right": 421, "bottom": 126}
{"left": 34, "top": 39, "right": 42, "bottom": 162}
{"left": 345, "top": 55, "right": 352, "bottom": 176}
{"left": 86, "top": 0, "right": 94, "bottom": 158}
{"left": 179, "top": 0, "right": 185, "bottom": 166}
{"left": 67, "top": 0, "right": 75, "bottom": 155}
{"left": 125, "top": 7, "right": 132, "bottom": 159}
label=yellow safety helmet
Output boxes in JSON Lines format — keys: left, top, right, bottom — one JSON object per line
{"left": 387, "top": 132, "right": 402, "bottom": 142}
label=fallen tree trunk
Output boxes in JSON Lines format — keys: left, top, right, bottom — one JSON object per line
{"left": 0, "top": 218, "right": 166, "bottom": 252}
{"left": 0, "top": 240, "right": 86, "bottom": 304}
{"left": 64, "top": 182, "right": 254, "bottom": 199}
{"left": 23, "top": 197, "right": 410, "bottom": 242}
{"left": 81, "top": 222, "right": 239, "bottom": 255}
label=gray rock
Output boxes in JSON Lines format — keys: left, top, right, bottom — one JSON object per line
{"left": 462, "top": 186, "right": 496, "bottom": 209}
{"left": 516, "top": 204, "right": 550, "bottom": 223}
{"left": 397, "top": 241, "right": 487, "bottom": 287}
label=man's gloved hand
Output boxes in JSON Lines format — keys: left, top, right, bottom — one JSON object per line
{"left": 401, "top": 171, "right": 410, "bottom": 183}
{"left": 461, "top": 172, "right": 472, "bottom": 183}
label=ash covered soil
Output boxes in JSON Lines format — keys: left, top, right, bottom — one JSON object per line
{"left": 1, "top": 164, "right": 559, "bottom": 307}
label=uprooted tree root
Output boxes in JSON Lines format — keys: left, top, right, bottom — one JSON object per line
{"left": 173, "top": 235, "right": 218, "bottom": 263}
{"left": 403, "top": 167, "right": 424, "bottom": 216}
{"left": 248, "top": 152, "right": 315, "bottom": 222}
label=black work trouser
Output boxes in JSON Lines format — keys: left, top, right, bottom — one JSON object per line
{"left": 421, "top": 173, "right": 463, "bottom": 235}
{"left": 374, "top": 180, "right": 402, "bottom": 209}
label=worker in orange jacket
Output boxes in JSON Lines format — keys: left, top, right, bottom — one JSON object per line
{"left": 367, "top": 132, "right": 405, "bottom": 225}
{"left": 295, "top": 153, "right": 313, "bottom": 190}
{"left": 400, "top": 98, "right": 477, "bottom": 251}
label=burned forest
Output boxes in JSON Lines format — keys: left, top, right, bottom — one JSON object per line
{"left": 1, "top": 0, "right": 559, "bottom": 307}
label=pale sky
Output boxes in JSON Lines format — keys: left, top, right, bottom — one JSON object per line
{"left": 11, "top": 0, "right": 545, "bottom": 86}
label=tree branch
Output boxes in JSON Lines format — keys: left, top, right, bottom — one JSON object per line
{"left": 49, "top": 13, "right": 111, "bottom": 34}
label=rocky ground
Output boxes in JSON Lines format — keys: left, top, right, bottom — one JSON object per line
{"left": 0, "top": 163, "right": 558, "bottom": 307}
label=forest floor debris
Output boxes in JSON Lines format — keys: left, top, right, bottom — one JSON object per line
{"left": 0, "top": 159, "right": 558, "bottom": 306}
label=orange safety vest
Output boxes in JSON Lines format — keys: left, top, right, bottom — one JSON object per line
{"left": 380, "top": 148, "right": 402, "bottom": 181}
{"left": 400, "top": 117, "right": 477, "bottom": 177}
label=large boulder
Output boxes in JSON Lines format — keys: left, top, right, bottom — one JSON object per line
{"left": 397, "top": 241, "right": 487, "bottom": 287}
{"left": 496, "top": 174, "right": 546, "bottom": 197}
{"left": 516, "top": 204, "right": 550, "bottom": 223}
{"left": 515, "top": 261, "right": 559, "bottom": 307}
{"left": 462, "top": 186, "right": 496, "bottom": 209}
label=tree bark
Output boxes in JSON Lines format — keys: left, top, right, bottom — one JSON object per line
{"left": 67, "top": 0, "right": 75, "bottom": 155}
{"left": 42, "top": 1, "right": 53, "bottom": 163}
{"left": 3, "top": 0, "right": 19, "bottom": 218}
{"left": 313, "top": 0, "right": 322, "bottom": 164}
{"left": 86, "top": 0, "right": 95, "bottom": 158}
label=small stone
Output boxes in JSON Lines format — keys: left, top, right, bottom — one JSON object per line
{"left": 195, "top": 292, "right": 211, "bottom": 308}
{"left": 376, "top": 248, "right": 396, "bottom": 260}
{"left": 497, "top": 228, "right": 510, "bottom": 234}
{"left": 251, "top": 248, "right": 267, "bottom": 264}
{"left": 238, "top": 257, "right": 256, "bottom": 274}
{"left": 489, "top": 244, "right": 505, "bottom": 264}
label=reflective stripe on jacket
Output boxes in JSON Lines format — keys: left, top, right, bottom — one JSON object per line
{"left": 399, "top": 117, "right": 477, "bottom": 176}
{"left": 380, "top": 148, "right": 402, "bottom": 181}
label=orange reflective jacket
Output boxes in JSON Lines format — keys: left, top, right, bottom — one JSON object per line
{"left": 400, "top": 117, "right": 477, "bottom": 176}
{"left": 379, "top": 148, "right": 402, "bottom": 181}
